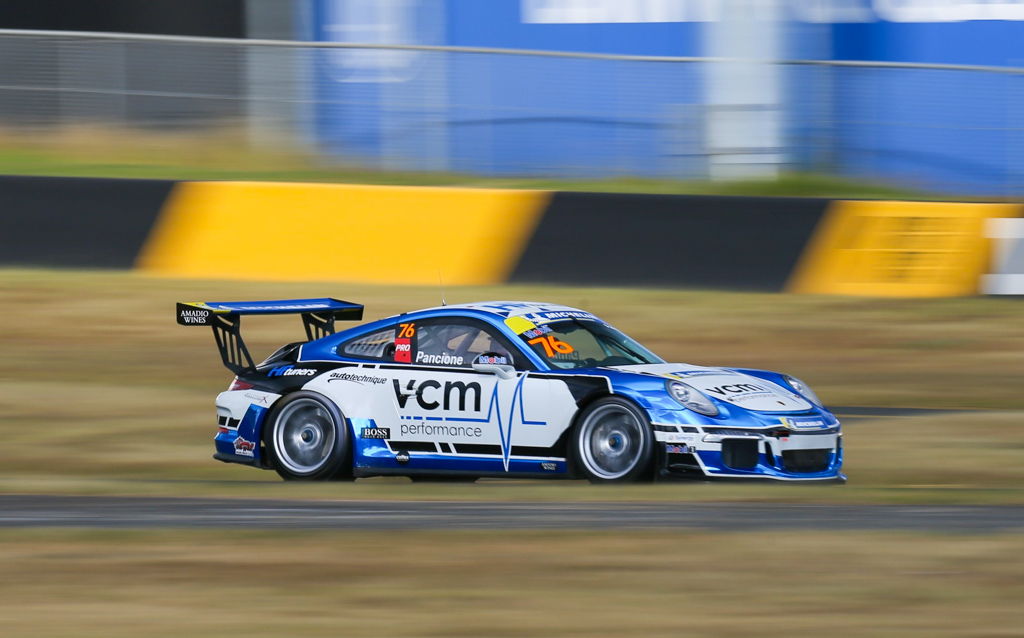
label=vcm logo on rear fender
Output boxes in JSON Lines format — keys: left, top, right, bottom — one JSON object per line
{"left": 392, "top": 379, "right": 482, "bottom": 411}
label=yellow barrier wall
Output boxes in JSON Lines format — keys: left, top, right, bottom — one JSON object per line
{"left": 137, "top": 182, "right": 550, "bottom": 285}
{"left": 787, "top": 200, "right": 1022, "bottom": 297}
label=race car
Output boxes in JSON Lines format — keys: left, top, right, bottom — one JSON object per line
{"left": 177, "top": 299, "right": 844, "bottom": 483}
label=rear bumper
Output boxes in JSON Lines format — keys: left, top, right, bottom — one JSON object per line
{"left": 213, "top": 389, "right": 278, "bottom": 466}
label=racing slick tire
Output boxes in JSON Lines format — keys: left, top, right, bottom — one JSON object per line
{"left": 570, "top": 397, "right": 654, "bottom": 483}
{"left": 263, "top": 391, "right": 352, "bottom": 481}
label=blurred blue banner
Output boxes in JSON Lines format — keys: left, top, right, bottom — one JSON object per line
{"left": 308, "top": 0, "right": 1024, "bottom": 193}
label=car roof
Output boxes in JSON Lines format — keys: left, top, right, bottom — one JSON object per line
{"left": 411, "top": 301, "right": 588, "bottom": 318}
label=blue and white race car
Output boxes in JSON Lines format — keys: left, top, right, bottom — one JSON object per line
{"left": 178, "top": 299, "right": 843, "bottom": 483}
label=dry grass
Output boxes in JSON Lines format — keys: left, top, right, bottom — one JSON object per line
{"left": 0, "top": 529, "right": 1021, "bottom": 638}
{"left": 0, "top": 124, "right": 934, "bottom": 197}
{"left": 1, "top": 269, "right": 1023, "bottom": 502}
{"left": 2, "top": 271, "right": 1023, "bottom": 638}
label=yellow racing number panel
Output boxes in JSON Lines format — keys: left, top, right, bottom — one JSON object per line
{"left": 788, "top": 200, "right": 1022, "bottom": 297}
{"left": 503, "top": 316, "right": 538, "bottom": 335}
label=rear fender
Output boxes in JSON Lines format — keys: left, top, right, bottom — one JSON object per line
{"left": 215, "top": 389, "right": 280, "bottom": 465}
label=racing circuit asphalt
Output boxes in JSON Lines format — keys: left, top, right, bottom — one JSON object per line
{"left": 2, "top": 495, "right": 1023, "bottom": 532}
{"left": 3, "top": 408, "right": 1014, "bottom": 533}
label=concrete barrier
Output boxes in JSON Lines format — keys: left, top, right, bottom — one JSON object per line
{"left": 788, "top": 200, "right": 1023, "bottom": 297}
{"left": 137, "top": 181, "right": 550, "bottom": 285}
{"left": 509, "top": 191, "right": 829, "bottom": 291}
{"left": 2, "top": 175, "right": 1019, "bottom": 296}
{"left": 981, "top": 218, "right": 1024, "bottom": 296}
{"left": 0, "top": 175, "right": 173, "bottom": 268}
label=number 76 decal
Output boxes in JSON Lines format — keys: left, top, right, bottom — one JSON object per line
{"left": 397, "top": 322, "right": 416, "bottom": 339}
{"left": 527, "top": 335, "right": 575, "bottom": 357}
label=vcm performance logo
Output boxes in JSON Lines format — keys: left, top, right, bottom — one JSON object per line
{"left": 392, "top": 375, "right": 546, "bottom": 471}
{"left": 392, "top": 379, "right": 482, "bottom": 411}
{"left": 703, "top": 383, "right": 769, "bottom": 397}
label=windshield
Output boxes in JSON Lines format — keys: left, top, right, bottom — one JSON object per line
{"left": 516, "top": 319, "right": 663, "bottom": 369}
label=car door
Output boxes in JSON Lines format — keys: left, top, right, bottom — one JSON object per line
{"left": 374, "top": 317, "right": 577, "bottom": 474}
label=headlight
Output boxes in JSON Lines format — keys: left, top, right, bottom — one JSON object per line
{"left": 783, "top": 375, "right": 823, "bottom": 406}
{"left": 666, "top": 381, "right": 719, "bottom": 417}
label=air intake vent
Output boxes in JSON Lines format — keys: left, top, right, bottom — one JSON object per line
{"left": 721, "top": 438, "right": 759, "bottom": 470}
{"left": 782, "top": 449, "right": 831, "bottom": 473}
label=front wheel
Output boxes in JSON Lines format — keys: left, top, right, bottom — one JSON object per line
{"left": 263, "top": 391, "right": 351, "bottom": 480}
{"left": 570, "top": 397, "right": 653, "bottom": 483}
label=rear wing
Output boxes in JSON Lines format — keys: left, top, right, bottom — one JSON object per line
{"left": 176, "top": 298, "right": 363, "bottom": 374}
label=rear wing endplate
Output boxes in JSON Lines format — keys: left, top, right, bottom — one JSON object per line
{"left": 176, "top": 298, "right": 363, "bottom": 375}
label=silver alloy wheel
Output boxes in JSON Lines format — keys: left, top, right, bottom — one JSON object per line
{"left": 272, "top": 398, "right": 337, "bottom": 475}
{"left": 578, "top": 404, "right": 646, "bottom": 480}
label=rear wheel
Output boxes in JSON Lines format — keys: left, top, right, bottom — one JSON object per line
{"left": 570, "top": 397, "right": 653, "bottom": 483}
{"left": 263, "top": 391, "right": 351, "bottom": 480}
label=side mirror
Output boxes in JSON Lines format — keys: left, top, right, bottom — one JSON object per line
{"left": 472, "top": 362, "right": 516, "bottom": 379}
{"left": 471, "top": 353, "right": 516, "bottom": 380}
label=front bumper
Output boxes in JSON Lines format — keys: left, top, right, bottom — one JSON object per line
{"left": 653, "top": 422, "right": 844, "bottom": 481}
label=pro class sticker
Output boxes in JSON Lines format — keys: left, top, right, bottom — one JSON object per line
{"left": 395, "top": 322, "right": 415, "bottom": 363}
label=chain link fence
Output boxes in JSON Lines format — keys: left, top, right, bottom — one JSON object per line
{"left": 0, "top": 29, "right": 1021, "bottom": 195}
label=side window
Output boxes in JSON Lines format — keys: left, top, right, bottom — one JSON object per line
{"left": 394, "top": 319, "right": 527, "bottom": 369}
{"left": 414, "top": 323, "right": 485, "bottom": 368}
{"left": 338, "top": 327, "right": 396, "bottom": 361}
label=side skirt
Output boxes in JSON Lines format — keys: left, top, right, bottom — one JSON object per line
{"left": 353, "top": 467, "right": 575, "bottom": 480}
{"left": 213, "top": 452, "right": 269, "bottom": 468}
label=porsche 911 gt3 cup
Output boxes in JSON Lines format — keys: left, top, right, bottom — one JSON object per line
{"left": 177, "top": 299, "right": 844, "bottom": 482}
